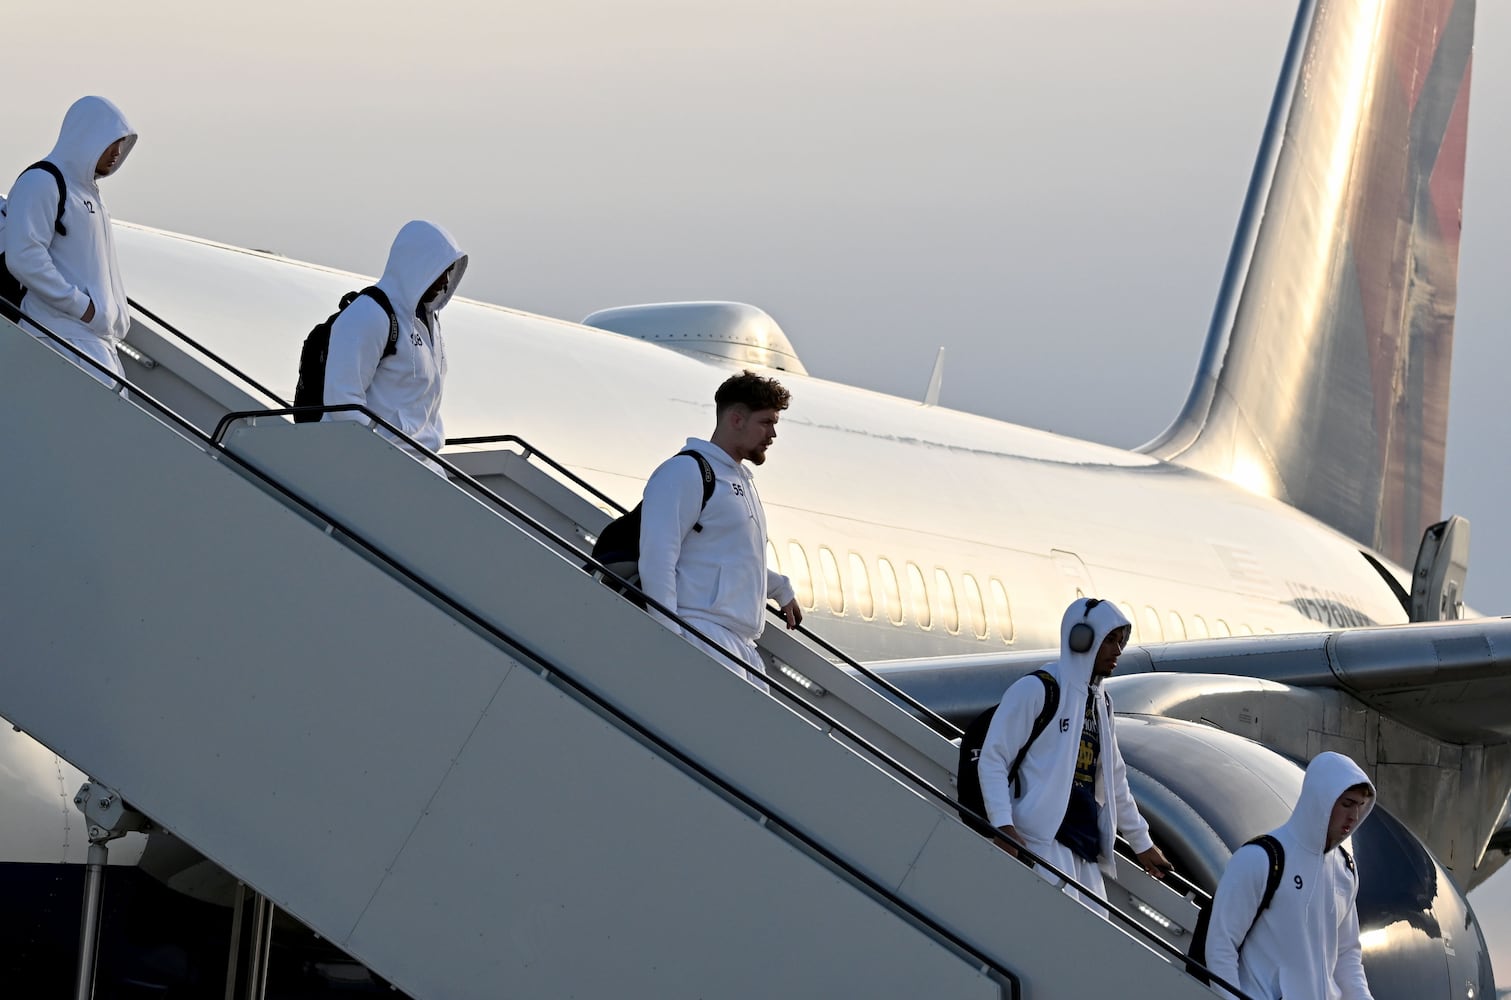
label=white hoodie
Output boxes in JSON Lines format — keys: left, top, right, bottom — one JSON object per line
{"left": 323, "top": 220, "right": 467, "bottom": 454}
{"left": 977, "top": 597, "right": 1153, "bottom": 879}
{"left": 638, "top": 438, "right": 796, "bottom": 642}
{"left": 1205, "top": 751, "right": 1375, "bottom": 1000}
{"left": 4, "top": 96, "right": 137, "bottom": 350}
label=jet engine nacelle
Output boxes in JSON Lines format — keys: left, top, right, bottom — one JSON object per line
{"left": 1118, "top": 716, "right": 1496, "bottom": 1000}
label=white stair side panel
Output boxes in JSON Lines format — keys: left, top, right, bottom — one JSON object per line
{"left": 0, "top": 330, "right": 512, "bottom": 940}
{"left": 349, "top": 664, "right": 1002, "bottom": 998}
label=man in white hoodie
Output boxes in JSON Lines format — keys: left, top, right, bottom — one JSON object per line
{"left": 323, "top": 220, "right": 467, "bottom": 460}
{"left": 3, "top": 96, "right": 137, "bottom": 382}
{"left": 1204, "top": 751, "right": 1376, "bottom": 1000}
{"left": 638, "top": 370, "right": 803, "bottom": 691}
{"left": 978, "top": 597, "right": 1171, "bottom": 907}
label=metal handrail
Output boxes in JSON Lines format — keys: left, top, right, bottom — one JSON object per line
{"left": 1115, "top": 835, "right": 1212, "bottom": 906}
{"left": 1161, "top": 863, "right": 1213, "bottom": 907}
{"left": 766, "top": 600, "right": 963, "bottom": 741}
{"left": 126, "top": 297, "right": 289, "bottom": 407}
{"left": 6, "top": 309, "right": 1241, "bottom": 994}
{"left": 443, "top": 431, "right": 962, "bottom": 741}
{"left": 1, "top": 296, "right": 208, "bottom": 446}
{"left": 212, "top": 403, "right": 1251, "bottom": 995}
{"left": 441, "top": 433, "right": 634, "bottom": 516}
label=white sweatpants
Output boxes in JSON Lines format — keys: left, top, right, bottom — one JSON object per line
{"left": 33, "top": 328, "right": 123, "bottom": 386}
{"left": 1020, "top": 834, "right": 1109, "bottom": 916}
{"left": 681, "top": 616, "right": 769, "bottom": 693}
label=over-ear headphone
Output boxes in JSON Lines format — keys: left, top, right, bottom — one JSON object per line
{"left": 1068, "top": 598, "right": 1103, "bottom": 654}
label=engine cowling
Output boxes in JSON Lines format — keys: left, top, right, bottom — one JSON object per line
{"left": 1116, "top": 715, "right": 1496, "bottom": 1000}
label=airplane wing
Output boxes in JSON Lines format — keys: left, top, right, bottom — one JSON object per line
{"left": 872, "top": 616, "right": 1511, "bottom": 741}
{"left": 1133, "top": 617, "right": 1511, "bottom": 744}
{"left": 871, "top": 615, "right": 1511, "bottom": 887}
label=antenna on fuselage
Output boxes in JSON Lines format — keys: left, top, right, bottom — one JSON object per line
{"left": 922, "top": 347, "right": 945, "bottom": 407}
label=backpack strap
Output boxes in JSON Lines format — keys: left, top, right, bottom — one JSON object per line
{"left": 1240, "top": 834, "right": 1286, "bottom": 945}
{"left": 12, "top": 161, "right": 68, "bottom": 236}
{"left": 358, "top": 285, "right": 401, "bottom": 359}
{"left": 1008, "top": 670, "right": 1060, "bottom": 798}
{"left": 675, "top": 449, "right": 716, "bottom": 534}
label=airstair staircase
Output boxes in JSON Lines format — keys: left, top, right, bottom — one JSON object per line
{"left": 0, "top": 312, "right": 1226, "bottom": 999}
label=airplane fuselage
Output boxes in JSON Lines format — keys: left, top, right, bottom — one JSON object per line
{"left": 111, "top": 224, "right": 1411, "bottom": 663}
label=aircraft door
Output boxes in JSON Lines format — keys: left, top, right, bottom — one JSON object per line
{"left": 1050, "top": 549, "right": 1097, "bottom": 603}
{"left": 1408, "top": 515, "right": 1470, "bottom": 622}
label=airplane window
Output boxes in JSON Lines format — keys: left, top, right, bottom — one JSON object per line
{"left": 819, "top": 546, "right": 844, "bottom": 615}
{"left": 1214, "top": 618, "right": 1232, "bottom": 637}
{"left": 934, "top": 569, "right": 959, "bottom": 634}
{"left": 787, "top": 542, "right": 815, "bottom": 610}
{"left": 766, "top": 541, "right": 781, "bottom": 574}
{"left": 1237, "top": 623, "right": 1254, "bottom": 636}
{"left": 1142, "top": 606, "right": 1163, "bottom": 641}
{"left": 906, "top": 562, "right": 932, "bottom": 629}
{"left": 962, "top": 573, "right": 988, "bottom": 639}
{"left": 1167, "top": 611, "right": 1187, "bottom": 640}
{"left": 1190, "top": 615, "right": 1210, "bottom": 639}
{"left": 849, "top": 552, "right": 875, "bottom": 620}
{"left": 989, "top": 578, "right": 1015, "bottom": 643}
{"left": 878, "top": 558, "right": 904, "bottom": 625}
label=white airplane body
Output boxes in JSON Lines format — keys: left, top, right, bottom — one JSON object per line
{"left": 117, "top": 225, "right": 1412, "bottom": 665}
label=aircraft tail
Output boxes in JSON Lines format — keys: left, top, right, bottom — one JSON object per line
{"left": 1142, "top": 0, "right": 1475, "bottom": 567}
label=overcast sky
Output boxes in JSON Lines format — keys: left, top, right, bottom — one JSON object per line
{"left": 5, "top": 0, "right": 1508, "bottom": 983}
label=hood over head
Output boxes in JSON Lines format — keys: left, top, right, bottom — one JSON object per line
{"left": 48, "top": 96, "right": 137, "bottom": 184}
{"left": 1283, "top": 751, "right": 1375, "bottom": 854}
{"left": 1056, "top": 596, "right": 1131, "bottom": 688}
{"left": 377, "top": 220, "right": 468, "bottom": 317}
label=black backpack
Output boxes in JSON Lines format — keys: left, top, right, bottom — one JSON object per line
{"left": 1186, "top": 834, "right": 1288, "bottom": 984}
{"left": 589, "top": 450, "right": 716, "bottom": 608}
{"left": 956, "top": 669, "right": 1060, "bottom": 837}
{"left": 293, "top": 286, "right": 400, "bottom": 423}
{"left": 0, "top": 161, "right": 68, "bottom": 322}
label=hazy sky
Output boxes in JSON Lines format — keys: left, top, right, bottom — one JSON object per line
{"left": 5, "top": 0, "right": 1508, "bottom": 984}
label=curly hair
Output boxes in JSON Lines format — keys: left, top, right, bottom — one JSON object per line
{"left": 715, "top": 370, "right": 791, "bottom": 416}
